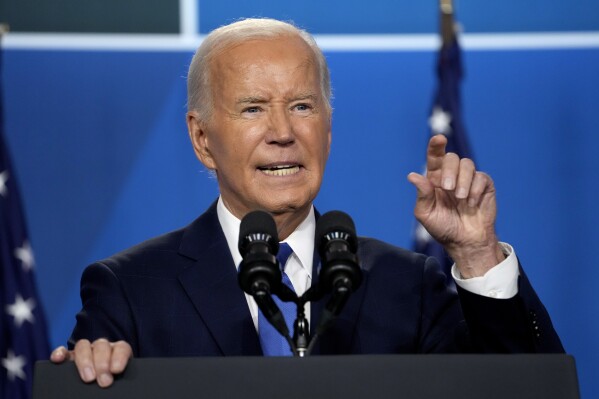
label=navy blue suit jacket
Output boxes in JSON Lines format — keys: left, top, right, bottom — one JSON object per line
{"left": 69, "top": 202, "right": 564, "bottom": 355}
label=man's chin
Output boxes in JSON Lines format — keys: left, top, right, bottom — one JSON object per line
{"left": 259, "top": 193, "right": 314, "bottom": 216}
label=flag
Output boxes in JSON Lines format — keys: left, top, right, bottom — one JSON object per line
{"left": 1, "top": 39, "right": 50, "bottom": 398}
{"left": 413, "top": 12, "right": 475, "bottom": 277}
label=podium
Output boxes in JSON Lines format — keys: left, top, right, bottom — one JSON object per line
{"left": 33, "top": 354, "right": 580, "bottom": 399}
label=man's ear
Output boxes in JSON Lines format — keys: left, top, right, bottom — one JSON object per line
{"left": 186, "top": 111, "right": 217, "bottom": 170}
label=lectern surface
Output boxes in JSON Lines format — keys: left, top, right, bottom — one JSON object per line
{"left": 33, "top": 354, "right": 580, "bottom": 399}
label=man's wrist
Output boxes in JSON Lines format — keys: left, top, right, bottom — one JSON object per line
{"left": 449, "top": 239, "right": 505, "bottom": 279}
{"left": 452, "top": 243, "right": 519, "bottom": 298}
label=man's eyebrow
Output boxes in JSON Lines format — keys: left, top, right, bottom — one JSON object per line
{"left": 288, "top": 93, "right": 318, "bottom": 102}
{"left": 236, "top": 96, "right": 268, "bottom": 104}
{"left": 236, "top": 93, "right": 318, "bottom": 104}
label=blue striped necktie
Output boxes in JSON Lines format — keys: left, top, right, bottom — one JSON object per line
{"left": 258, "top": 242, "right": 295, "bottom": 356}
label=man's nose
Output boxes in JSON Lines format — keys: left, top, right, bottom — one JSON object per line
{"left": 266, "top": 108, "right": 295, "bottom": 145}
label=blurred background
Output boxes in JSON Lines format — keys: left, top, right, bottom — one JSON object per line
{"left": 2, "top": 0, "right": 598, "bottom": 397}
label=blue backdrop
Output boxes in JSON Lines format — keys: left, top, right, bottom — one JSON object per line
{"left": 3, "top": 1, "right": 599, "bottom": 397}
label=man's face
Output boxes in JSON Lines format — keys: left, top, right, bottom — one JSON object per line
{"left": 188, "top": 35, "right": 331, "bottom": 220}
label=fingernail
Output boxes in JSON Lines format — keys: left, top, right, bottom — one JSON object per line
{"left": 456, "top": 188, "right": 467, "bottom": 198}
{"left": 443, "top": 177, "right": 454, "bottom": 190}
{"left": 99, "top": 373, "right": 113, "bottom": 387}
{"left": 83, "top": 367, "right": 95, "bottom": 382}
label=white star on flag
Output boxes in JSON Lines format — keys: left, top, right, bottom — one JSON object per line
{"left": 5, "top": 294, "right": 36, "bottom": 327}
{"left": 428, "top": 106, "right": 452, "bottom": 135}
{"left": 15, "top": 240, "right": 35, "bottom": 271}
{"left": 0, "top": 169, "right": 8, "bottom": 197}
{"left": 2, "top": 350, "right": 27, "bottom": 381}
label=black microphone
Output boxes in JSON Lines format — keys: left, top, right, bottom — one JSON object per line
{"left": 307, "top": 211, "right": 362, "bottom": 349}
{"left": 237, "top": 210, "right": 296, "bottom": 354}
{"left": 315, "top": 210, "right": 362, "bottom": 297}
{"left": 238, "top": 210, "right": 281, "bottom": 297}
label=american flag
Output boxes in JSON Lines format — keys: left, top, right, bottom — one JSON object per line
{"left": 1, "top": 42, "right": 50, "bottom": 398}
{"left": 413, "top": 15, "right": 475, "bottom": 277}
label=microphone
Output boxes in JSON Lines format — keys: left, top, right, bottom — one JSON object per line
{"left": 237, "top": 210, "right": 296, "bottom": 354}
{"left": 314, "top": 210, "right": 362, "bottom": 298}
{"left": 238, "top": 210, "right": 281, "bottom": 297}
{"left": 307, "top": 211, "right": 362, "bottom": 348}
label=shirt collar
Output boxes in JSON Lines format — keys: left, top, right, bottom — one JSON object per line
{"left": 216, "top": 197, "right": 314, "bottom": 278}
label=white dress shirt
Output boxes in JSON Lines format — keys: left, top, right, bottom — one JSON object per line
{"left": 216, "top": 197, "right": 520, "bottom": 331}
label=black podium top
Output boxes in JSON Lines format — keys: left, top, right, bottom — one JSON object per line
{"left": 33, "top": 354, "right": 580, "bottom": 399}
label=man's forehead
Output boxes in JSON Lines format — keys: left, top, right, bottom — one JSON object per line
{"left": 209, "top": 37, "right": 321, "bottom": 95}
{"left": 211, "top": 35, "right": 316, "bottom": 71}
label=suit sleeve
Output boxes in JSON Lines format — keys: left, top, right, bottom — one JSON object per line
{"left": 68, "top": 262, "right": 139, "bottom": 355}
{"left": 455, "top": 262, "right": 564, "bottom": 353}
{"left": 418, "top": 255, "right": 470, "bottom": 353}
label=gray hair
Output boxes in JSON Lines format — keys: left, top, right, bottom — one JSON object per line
{"left": 187, "top": 18, "right": 331, "bottom": 121}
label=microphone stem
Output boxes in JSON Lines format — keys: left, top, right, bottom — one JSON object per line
{"left": 293, "top": 301, "right": 310, "bottom": 357}
{"left": 286, "top": 335, "right": 299, "bottom": 357}
{"left": 305, "top": 280, "right": 353, "bottom": 355}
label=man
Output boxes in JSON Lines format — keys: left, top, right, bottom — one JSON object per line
{"left": 50, "top": 18, "right": 563, "bottom": 388}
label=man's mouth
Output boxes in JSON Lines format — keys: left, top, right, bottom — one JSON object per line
{"left": 258, "top": 164, "right": 301, "bottom": 176}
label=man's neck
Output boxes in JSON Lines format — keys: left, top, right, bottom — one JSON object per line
{"left": 220, "top": 197, "right": 312, "bottom": 241}
{"left": 216, "top": 197, "right": 315, "bottom": 271}
{"left": 272, "top": 206, "right": 312, "bottom": 240}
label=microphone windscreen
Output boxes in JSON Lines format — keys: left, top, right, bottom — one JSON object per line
{"left": 238, "top": 210, "right": 279, "bottom": 256}
{"left": 315, "top": 211, "right": 358, "bottom": 254}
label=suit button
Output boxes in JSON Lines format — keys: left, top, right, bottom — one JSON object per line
{"left": 529, "top": 311, "right": 540, "bottom": 340}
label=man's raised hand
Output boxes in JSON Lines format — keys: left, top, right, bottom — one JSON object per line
{"left": 407, "top": 134, "right": 505, "bottom": 278}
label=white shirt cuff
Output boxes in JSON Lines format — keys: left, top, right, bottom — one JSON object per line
{"left": 451, "top": 242, "right": 519, "bottom": 299}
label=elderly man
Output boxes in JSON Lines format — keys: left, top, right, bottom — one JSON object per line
{"left": 51, "top": 18, "right": 563, "bottom": 388}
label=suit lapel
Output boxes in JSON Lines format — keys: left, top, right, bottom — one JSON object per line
{"left": 177, "top": 201, "right": 262, "bottom": 356}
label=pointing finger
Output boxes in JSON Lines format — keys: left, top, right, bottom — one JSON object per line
{"left": 425, "top": 134, "right": 448, "bottom": 185}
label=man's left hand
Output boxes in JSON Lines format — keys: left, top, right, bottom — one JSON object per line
{"left": 408, "top": 134, "right": 505, "bottom": 278}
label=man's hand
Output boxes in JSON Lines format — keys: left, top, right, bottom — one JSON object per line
{"left": 408, "top": 134, "right": 505, "bottom": 278}
{"left": 50, "top": 339, "right": 132, "bottom": 388}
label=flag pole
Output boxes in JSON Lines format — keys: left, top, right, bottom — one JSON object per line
{"left": 0, "top": 23, "right": 9, "bottom": 48}
{"left": 439, "top": 0, "right": 455, "bottom": 46}
{"left": 413, "top": 0, "right": 473, "bottom": 274}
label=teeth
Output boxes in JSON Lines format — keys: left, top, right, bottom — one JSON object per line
{"left": 262, "top": 166, "right": 300, "bottom": 176}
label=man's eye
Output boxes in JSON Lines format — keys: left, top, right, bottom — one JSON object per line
{"left": 243, "top": 107, "right": 261, "bottom": 114}
{"left": 294, "top": 103, "right": 312, "bottom": 111}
